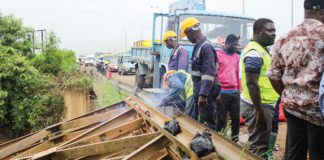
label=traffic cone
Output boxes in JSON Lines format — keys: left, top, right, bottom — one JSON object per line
{"left": 107, "top": 71, "right": 112, "bottom": 78}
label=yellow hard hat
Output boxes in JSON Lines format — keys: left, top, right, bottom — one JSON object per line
{"left": 162, "top": 31, "right": 177, "bottom": 44}
{"left": 181, "top": 17, "right": 199, "bottom": 38}
{"left": 162, "top": 70, "right": 177, "bottom": 89}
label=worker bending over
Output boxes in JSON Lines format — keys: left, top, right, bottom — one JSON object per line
{"left": 158, "top": 70, "right": 195, "bottom": 119}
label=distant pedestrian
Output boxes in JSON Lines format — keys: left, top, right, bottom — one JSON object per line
{"left": 215, "top": 34, "right": 241, "bottom": 142}
{"left": 268, "top": 0, "right": 324, "bottom": 159}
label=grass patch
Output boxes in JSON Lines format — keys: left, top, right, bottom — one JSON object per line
{"left": 93, "top": 78, "right": 128, "bottom": 108}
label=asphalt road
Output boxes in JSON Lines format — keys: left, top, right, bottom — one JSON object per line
{"left": 111, "top": 72, "right": 135, "bottom": 86}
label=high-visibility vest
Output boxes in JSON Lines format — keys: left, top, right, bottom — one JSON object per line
{"left": 240, "top": 41, "right": 279, "bottom": 104}
{"left": 178, "top": 70, "right": 194, "bottom": 100}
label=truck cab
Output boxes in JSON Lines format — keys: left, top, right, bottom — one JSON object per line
{"left": 132, "top": 0, "right": 255, "bottom": 89}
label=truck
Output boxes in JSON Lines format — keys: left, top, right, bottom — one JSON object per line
{"left": 131, "top": 0, "right": 255, "bottom": 89}
{"left": 98, "top": 53, "right": 114, "bottom": 65}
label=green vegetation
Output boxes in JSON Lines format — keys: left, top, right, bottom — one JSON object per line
{"left": 0, "top": 14, "right": 35, "bottom": 58}
{"left": 94, "top": 78, "right": 128, "bottom": 108}
{"left": 0, "top": 13, "right": 91, "bottom": 138}
{"left": 62, "top": 72, "right": 93, "bottom": 91}
{"left": 29, "top": 32, "right": 77, "bottom": 76}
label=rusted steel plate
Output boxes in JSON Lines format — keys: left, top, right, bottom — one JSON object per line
{"left": 52, "top": 132, "right": 161, "bottom": 159}
{"left": 125, "top": 96, "right": 261, "bottom": 160}
{"left": 123, "top": 134, "right": 171, "bottom": 160}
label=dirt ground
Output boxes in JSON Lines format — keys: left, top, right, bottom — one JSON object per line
{"left": 240, "top": 122, "right": 287, "bottom": 159}
{"left": 275, "top": 122, "right": 287, "bottom": 159}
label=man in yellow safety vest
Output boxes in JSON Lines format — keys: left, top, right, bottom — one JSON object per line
{"left": 240, "top": 18, "right": 280, "bottom": 158}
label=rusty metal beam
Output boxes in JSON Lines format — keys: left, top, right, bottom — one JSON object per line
{"left": 147, "top": 148, "right": 168, "bottom": 160}
{"left": 176, "top": 114, "right": 260, "bottom": 160}
{"left": 58, "top": 108, "right": 137, "bottom": 148}
{"left": 62, "top": 129, "right": 89, "bottom": 142}
{"left": 13, "top": 141, "right": 56, "bottom": 159}
{"left": 12, "top": 108, "right": 138, "bottom": 160}
{"left": 59, "top": 107, "right": 131, "bottom": 130}
{"left": 63, "top": 118, "right": 144, "bottom": 149}
{"left": 0, "top": 131, "right": 37, "bottom": 150}
{"left": 123, "top": 134, "right": 171, "bottom": 160}
{"left": 166, "top": 147, "right": 181, "bottom": 160}
{"left": 51, "top": 132, "right": 161, "bottom": 159}
{"left": 124, "top": 96, "right": 200, "bottom": 159}
{"left": 14, "top": 128, "right": 91, "bottom": 159}
{"left": 67, "top": 101, "right": 126, "bottom": 121}
{"left": 7, "top": 107, "right": 132, "bottom": 159}
{"left": 0, "top": 130, "right": 51, "bottom": 159}
{"left": 124, "top": 96, "right": 261, "bottom": 160}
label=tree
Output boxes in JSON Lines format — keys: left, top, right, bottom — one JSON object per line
{"left": 0, "top": 13, "right": 35, "bottom": 57}
{"left": 0, "top": 14, "right": 66, "bottom": 138}
{"left": 30, "top": 32, "right": 77, "bottom": 76}
{"left": 0, "top": 48, "right": 65, "bottom": 137}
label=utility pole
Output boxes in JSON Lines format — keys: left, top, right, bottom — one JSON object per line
{"left": 291, "top": 0, "right": 294, "bottom": 29}
{"left": 123, "top": 27, "right": 127, "bottom": 52}
{"left": 37, "top": 29, "right": 46, "bottom": 53}
{"left": 242, "top": 0, "right": 245, "bottom": 15}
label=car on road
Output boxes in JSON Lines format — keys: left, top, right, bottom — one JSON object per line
{"left": 84, "top": 55, "right": 95, "bottom": 66}
{"left": 108, "top": 58, "right": 118, "bottom": 72}
{"left": 118, "top": 54, "right": 135, "bottom": 75}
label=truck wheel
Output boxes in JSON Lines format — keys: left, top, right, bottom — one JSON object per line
{"left": 118, "top": 71, "right": 121, "bottom": 75}
{"left": 135, "top": 70, "right": 145, "bottom": 89}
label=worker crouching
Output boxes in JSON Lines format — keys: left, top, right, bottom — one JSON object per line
{"left": 158, "top": 70, "right": 196, "bottom": 119}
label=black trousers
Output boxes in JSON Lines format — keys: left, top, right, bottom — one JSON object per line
{"left": 193, "top": 81, "right": 219, "bottom": 131}
{"left": 216, "top": 92, "right": 240, "bottom": 142}
{"left": 272, "top": 97, "right": 281, "bottom": 133}
{"left": 283, "top": 109, "right": 324, "bottom": 160}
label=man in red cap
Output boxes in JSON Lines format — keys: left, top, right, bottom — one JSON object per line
{"left": 268, "top": 0, "right": 324, "bottom": 159}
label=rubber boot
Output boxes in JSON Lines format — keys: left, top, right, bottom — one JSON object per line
{"left": 267, "top": 132, "right": 277, "bottom": 160}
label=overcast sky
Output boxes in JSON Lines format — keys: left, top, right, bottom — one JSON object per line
{"left": 0, "top": 0, "right": 304, "bottom": 55}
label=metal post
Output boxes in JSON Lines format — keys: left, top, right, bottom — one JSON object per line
{"left": 291, "top": 0, "right": 294, "bottom": 29}
{"left": 243, "top": 0, "right": 245, "bottom": 15}
{"left": 37, "top": 29, "right": 46, "bottom": 53}
{"left": 124, "top": 27, "right": 127, "bottom": 52}
{"left": 41, "top": 30, "right": 44, "bottom": 52}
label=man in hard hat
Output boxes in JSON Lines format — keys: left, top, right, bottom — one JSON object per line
{"left": 152, "top": 31, "right": 189, "bottom": 72}
{"left": 268, "top": 0, "right": 324, "bottom": 159}
{"left": 158, "top": 70, "right": 196, "bottom": 119}
{"left": 240, "top": 18, "right": 279, "bottom": 158}
{"left": 181, "top": 17, "right": 220, "bottom": 129}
